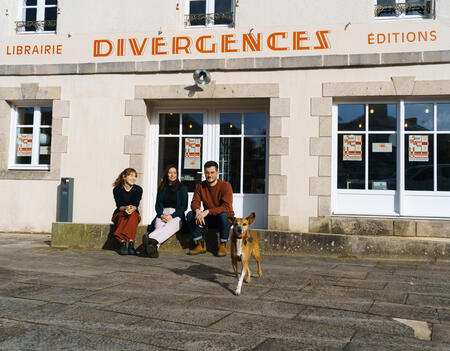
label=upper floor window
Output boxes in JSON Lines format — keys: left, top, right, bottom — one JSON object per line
{"left": 16, "top": 0, "right": 57, "bottom": 34}
{"left": 185, "top": 0, "right": 234, "bottom": 27}
{"left": 374, "top": 0, "right": 434, "bottom": 19}
{"left": 9, "top": 106, "right": 52, "bottom": 170}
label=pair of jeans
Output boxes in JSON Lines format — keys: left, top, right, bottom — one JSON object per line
{"left": 186, "top": 210, "right": 232, "bottom": 243}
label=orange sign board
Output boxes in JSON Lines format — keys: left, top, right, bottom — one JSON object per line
{"left": 17, "top": 134, "right": 33, "bottom": 157}
{"left": 184, "top": 138, "right": 201, "bottom": 169}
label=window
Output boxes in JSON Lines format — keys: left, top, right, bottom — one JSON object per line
{"left": 17, "top": 0, "right": 57, "bottom": 33}
{"left": 9, "top": 106, "right": 52, "bottom": 170}
{"left": 374, "top": 0, "right": 434, "bottom": 19}
{"left": 219, "top": 112, "right": 267, "bottom": 194}
{"left": 334, "top": 101, "right": 450, "bottom": 217}
{"left": 185, "top": 0, "right": 234, "bottom": 27}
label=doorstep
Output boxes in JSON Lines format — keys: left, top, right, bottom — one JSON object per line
{"left": 51, "top": 222, "right": 449, "bottom": 259}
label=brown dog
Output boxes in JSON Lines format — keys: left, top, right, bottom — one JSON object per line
{"left": 226, "top": 212, "right": 262, "bottom": 295}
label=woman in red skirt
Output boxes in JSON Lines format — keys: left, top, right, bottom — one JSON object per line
{"left": 112, "top": 168, "right": 143, "bottom": 255}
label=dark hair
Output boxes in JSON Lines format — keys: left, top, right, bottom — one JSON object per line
{"left": 158, "top": 164, "right": 181, "bottom": 192}
{"left": 204, "top": 160, "right": 218, "bottom": 171}
{"left": 113, "top": 168, "right": 137, "bottom": 187}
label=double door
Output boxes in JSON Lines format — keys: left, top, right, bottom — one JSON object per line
{"left": 149, "top": 104, "right": 268, "bottom": 228}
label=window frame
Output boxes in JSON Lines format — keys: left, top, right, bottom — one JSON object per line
{"left": 8, "top": 105, "right": 52, "bottom": 171}
{"left": 16, "top": 0, "right": 58, "bottom": 34}
{"left": 184, "top": 0, "right": 235, "bottom": 28}
{"left": 373, "top": 0, "right": 434, "bottom": 21}
{"left": 332, "top": 98, "right": 450, "bottom": 217}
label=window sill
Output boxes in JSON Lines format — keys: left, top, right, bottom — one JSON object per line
{"left": 8, "top": 165, "right": 51, "bottom": 171}
{"left": 15, "top": 31, "right": 57, "bottom": 35}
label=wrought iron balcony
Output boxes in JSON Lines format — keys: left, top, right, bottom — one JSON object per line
{"left": 185, "top": 12, "right": 234, "bottom": 26}
{"left": 375, "top": 1, "right": 434, "bottom": 18}
{"left": 15, "top": 20, "right": 57, "bottom": 33}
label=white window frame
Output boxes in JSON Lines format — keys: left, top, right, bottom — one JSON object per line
{"left": 184, "top": 0, "right": 235, "bottom": 28}
{"left": 8, "top": 105, "right": 52, "bottom": 170}
{"left": 17, "top": 0, "right": 58, "bottom": 34}
{"left": 374, "top": 0, "right": 433, "bottom": 21}
{"left": 332, "top": 98, "right": 450, "bottom": 218}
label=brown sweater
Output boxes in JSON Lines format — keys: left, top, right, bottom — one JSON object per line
{"left": 191, "top": 179, "right": 234, "bottom": 216}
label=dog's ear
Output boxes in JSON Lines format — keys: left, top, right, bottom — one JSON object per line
{"left": 226, "top": 215, "right": 236, "bottom": 224}
{"left": 247, "top": 212, "right": 256, "bottom": 225}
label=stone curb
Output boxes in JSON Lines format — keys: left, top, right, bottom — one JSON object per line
{"left": 1, "top": 50, "right": 449, "bottom": 76}
{"left": 51, "top": 222, "right": 449, "bottom": 259}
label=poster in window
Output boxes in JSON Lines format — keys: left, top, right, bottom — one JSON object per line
{"left": 343, "top": 135, "right": 362, "bottom": 161}
{"left": 184, "top": 138, "right": 201, "bottom": 169}
{"left": 17, "top": 134, "right": 33, "bottom": 156}
{"left": 408, "top": 135, "right": 429, "bottom": 162}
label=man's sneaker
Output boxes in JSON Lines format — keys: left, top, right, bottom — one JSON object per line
{"left": 128, "top": 241, "right": 136, "bottom": 255}
{"left": 118, "top": 241, "right": 128, "bottom": 255}
{"left": 217, "top": 242, "right": 227, "bottom": 257}
{"left": 146, "top": 238, "right": 159, "bottom": 258}
{"left": 188, "top": 240, "right": 206, "bottom": 255}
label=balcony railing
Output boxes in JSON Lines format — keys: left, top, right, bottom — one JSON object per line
{"left": 185, "top": 12, "right": 234, "bottom": 26}
{"left": 375, "top": 1, "right": 433, "bottom": 18}
{"left": 375, "top": 1, "right": 434, "bottom": 18}
{"left": 16, "top": 20, "right": 57, "bottom": 33}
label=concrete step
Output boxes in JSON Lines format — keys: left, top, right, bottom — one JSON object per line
{"left": 51, "top": 222, "right": 449, "bottom": 259}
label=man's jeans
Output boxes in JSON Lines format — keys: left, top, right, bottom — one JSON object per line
{"left": 186, "top": 210, "right": 232, "bottom": 243}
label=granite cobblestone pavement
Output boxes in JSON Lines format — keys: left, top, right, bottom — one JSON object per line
{"left": 0, "top": 233, "right": 449, "bottom": 351}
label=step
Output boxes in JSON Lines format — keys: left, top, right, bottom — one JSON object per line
{"left": 51, "top": 222, "right": 450, "bottom": 259}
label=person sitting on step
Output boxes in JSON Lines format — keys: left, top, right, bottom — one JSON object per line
{"left": 187, "top": 160, "right": 234, "bottom": 257}
{"left": 145, "top": 165, "right": 188, "bottom": 258}
{"left": 112, "top": 168, "right": 142, "bottom": 255}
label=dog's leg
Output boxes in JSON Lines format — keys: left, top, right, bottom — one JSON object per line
{"left": 232, "top": 257, "right": 238, "bottom": 277}
{"left": 253, "top": 244, "right": 263, "bottom": 277}
{"left": 234, "top": 254, "right": 246, "bottom": 296}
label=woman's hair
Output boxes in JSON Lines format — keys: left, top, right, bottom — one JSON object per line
{"left": 158, "top": 164, "right": 181, "bottom": 192}
{"left": 113, "top": 168, "right": 137, "bottom": 187}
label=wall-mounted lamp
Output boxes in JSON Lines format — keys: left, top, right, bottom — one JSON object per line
{"left": 5, "top": 9, "right": 9, "bottom": 16}
{"left": 176, "top": 2, "right": 180, "bottom": 10}
{"left": 236, "top": 0, "right": 240, "bottom": 7}
{"left": 193, "top": 69, "right": 211, "bottom": 85}
{"left": 158, "top": 27, "right": 163, "bottom": 35}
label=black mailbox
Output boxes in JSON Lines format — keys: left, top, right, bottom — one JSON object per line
{"left": 58, "top": 177, "right": 74, "bottom": 222}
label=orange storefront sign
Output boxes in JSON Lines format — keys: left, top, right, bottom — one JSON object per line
{"left": 92, "top": 30, "right": 331, "bottom": 57}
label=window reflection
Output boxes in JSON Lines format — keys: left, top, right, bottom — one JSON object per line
{"left": 159, "top": 113, "right": 179, "bottom": 135}
{"left": 244, "top": 113, "right": 266, "bottom": 135}
{"left": 437, "top": 104, "right": 450, "bottom": 131}
{"left": 244, "top": 137, "right": 265, "bottom": 193}
{"left": 337, "top": 134, "right": 365, "bottom": 189}
{"left": 405, "top": 134, "right": 433, "bottom": 190}
{"left": 405, "top": 103, "right": 434, "bottom": 131}
{"left": 338, "top": 104, "right": 365, "bottom": 131}
{"left": 220, "top": 138, "right": 241, "bottom": 192}
{"left": 220, "top": 113, "right": 241, "bottom": 135}
{"left": 369, "top": 134, "right": 397, "bottom": 190}
{"left": 369, "top": 104, "right": 397, "bottom": 131}
{"left": 182, "top": 113, "right": 203, "bottom": 135}
{"left": 437, "top": 134, "right": 450, "bottom": 191}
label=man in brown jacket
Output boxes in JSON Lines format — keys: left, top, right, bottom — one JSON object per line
{"left": 187, "top": 160, "right": 234, "bottom": 257}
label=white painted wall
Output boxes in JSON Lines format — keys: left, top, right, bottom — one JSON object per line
{"left": 1, "top": 62, "right": 450, "bottom": 232}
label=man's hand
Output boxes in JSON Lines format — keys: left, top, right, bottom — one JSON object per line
{"left": 195, "top": 209, "right": 209, "bottom": 226}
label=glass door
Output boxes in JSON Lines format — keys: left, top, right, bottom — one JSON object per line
{"left": 152, "top": 107, "right": 268, "bottom": 229}
{"left": 218, "top": 112, "right": 268, "bottom": 228}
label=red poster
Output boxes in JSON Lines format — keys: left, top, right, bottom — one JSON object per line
{"left": 409, "top": 135, "right": 429, "bottom": 162}
{"left": 184, "top": 138, "right": 201, "bottom": 169}
{"left": 343, "top": 135, "right": 362, "bottom": 161}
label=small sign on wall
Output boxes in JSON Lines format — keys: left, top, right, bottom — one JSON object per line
{"left": 408, "top": 135, "right": 429, "bottom": 162}
{"left": 343, "top": 135, "right": 362, "bottom": 161}
{"left": 184, "top": 138, "right": 201, "bottom": 169}
{"left": 17, "top": 134, "right": 33, "bottom": 156}
{"left": 372, "top": 143, "right": 392, "bottom": 153}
